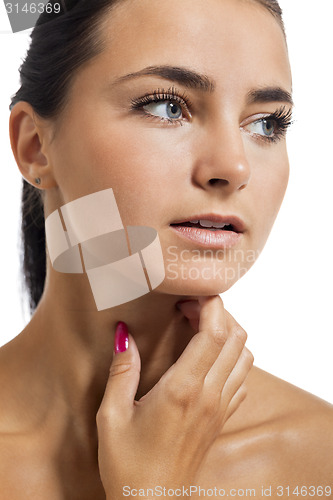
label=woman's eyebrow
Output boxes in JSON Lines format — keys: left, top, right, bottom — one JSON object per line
{"left": 246, "top": 87, "right": 294, "bottom": 107}
{"left": 111, "top": 65, "right": 216, "bottom": 92}
{"left": 111, "top": 65, "right": 293, "bottom": 106}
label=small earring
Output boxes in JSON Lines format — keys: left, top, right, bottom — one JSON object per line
{"left": 35, "top": 177, "right": 41, "bottom": 185}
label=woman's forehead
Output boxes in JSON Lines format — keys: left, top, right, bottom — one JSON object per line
{"left": 94, "top": 0, "right": 291, "bottom": 92}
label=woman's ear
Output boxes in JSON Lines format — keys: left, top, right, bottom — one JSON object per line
{"left": 9, "top": 101, "right": 58, "bottom": 189}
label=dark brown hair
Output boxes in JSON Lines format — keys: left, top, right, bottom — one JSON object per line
{"left": 10, "top": 0, "right": 285, "bottom": 313}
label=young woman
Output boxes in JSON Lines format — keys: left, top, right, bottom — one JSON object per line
{"left": 1, "top": 0, "right": 332, "bottom": 498}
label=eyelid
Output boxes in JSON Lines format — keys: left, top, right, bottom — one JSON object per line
{"left": 240, "top": 106, "right": 293, "bottom": 125}
{"left": 240, "top": 106, "right": 293, "bottom": 144}
{"left": 144, "top": 94, "right": 192, "bottom": 120}
{"left": 240, "top": 111, "right": 277, "bottom": 127}
{"left": 130, "top": 91, "right": 293, "bottom": 137}
{"left": 239, "top": 113, "right": 270, "bottom": 139}
{"left": 130, "top": 87, "right": 193, "bottom": 119}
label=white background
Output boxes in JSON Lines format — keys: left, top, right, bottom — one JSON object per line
{"left": 0, "top": 1, "right": 332, "bottom": 402}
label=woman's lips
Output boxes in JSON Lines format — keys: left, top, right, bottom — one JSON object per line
{"left": 170, "top": 214, "right": 245, "bottom": 233}
{"left": 169, "top": 224, "right": 242, "bottom": 249}
{"left": 169, "top": 214, "right": 245, "bottom": 249}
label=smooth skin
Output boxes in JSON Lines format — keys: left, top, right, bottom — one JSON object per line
{"left": 1, "top": 0, "right": 332, "bottom": 498}
{"left": 97, "top": 296, "right": 253, "bottom": 497}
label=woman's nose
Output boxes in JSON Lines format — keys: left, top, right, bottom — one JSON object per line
{"left": 191, "top": 121, "right": 251, "bottom": 193}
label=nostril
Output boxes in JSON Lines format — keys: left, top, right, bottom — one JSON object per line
{"left": 209, "top": 178, "right": 228, "bottom": 186}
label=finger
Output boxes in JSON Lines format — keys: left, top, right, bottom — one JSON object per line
{"left": 177, "top": 299, "right": 201, "bottom": 319}
{"left": 219, "top": 346, "right": 254, "bottom": 410}
{"left": 225, "top": 308, "right": 244, "bottom": 332}
{"left": 97, "top": 323, "right": 141, "bottom": 425}
{"left": 173, "top": 295, "right": 228, "bottom": 382}
{"left": 222, "top": 385, "right": 247, "bottom": 424}
{"left": 204, "top": 324, "right": 248, "bottom": 392}
{"left": 177, "top": 300, "right": 201, "bottom": 331}
{"left": 178, "top": 301, "right": 241, "bottom": 335}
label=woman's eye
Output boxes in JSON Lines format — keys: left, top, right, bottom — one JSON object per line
{"left": 247, "top": 118, "right": 276, "bottom": 137}
{"left": 143, "top": 100, "right": 183, "bottom": 120}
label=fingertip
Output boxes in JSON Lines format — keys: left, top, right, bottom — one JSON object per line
{"left": 127, "top": 332, "right": 142, "bottom": 371}
{"left": 114, "top": 321, "right": 129, "bottom": 354}
{"left": 198, "top": 295, "right": 223, "bottom": 306}
{"left": 177, "top": 300, "right": 201, "bottom": 318}
{"left": 197, "top": 295, "right": 211, "bottom": 306}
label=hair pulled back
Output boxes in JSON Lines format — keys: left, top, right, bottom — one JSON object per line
{"left": 10, "top": 0, "right": 285, "bottom": 312}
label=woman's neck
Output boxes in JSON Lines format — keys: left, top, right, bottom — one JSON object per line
{"left": 12, "top": 272, "right": 197, "bottom": 437}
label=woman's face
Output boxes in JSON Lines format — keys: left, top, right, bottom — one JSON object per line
{"left": 44, "top": 0, "right": 292, "bottom": 296}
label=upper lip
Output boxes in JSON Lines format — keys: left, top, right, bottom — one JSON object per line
{"left": 170, "top": 214, "right": 246, "bottom": 233}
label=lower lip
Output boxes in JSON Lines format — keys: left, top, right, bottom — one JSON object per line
{"left": 169, "top": 225, "right": 242, "bottom": 249}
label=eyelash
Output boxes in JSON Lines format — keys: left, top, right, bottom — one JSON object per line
{"left": 130, "top": 87, "right": 191, "bottom": 126}
{"left": 130, "top": 88, "right": 293, "bottom": 142}
{"left": 250, "top": 106, "right": 294, "bottom": 144}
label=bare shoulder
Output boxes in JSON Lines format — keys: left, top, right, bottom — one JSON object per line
{"left": 251, "top": 368, "right": 333, "bottom": 493}
{"left": 249, "top": 365, "right": 333, "bottom": 421}
{"left": 247, "top": 367, "right": 332, "bottom": 471}
{"left": 200, "top": 366, "right": 333, "bottom": 492}
{"left": 0, "top": 340, "right": 45, "bottom": 499}
{"left": 265, "top": 370, "right": 331, "bottom": 470}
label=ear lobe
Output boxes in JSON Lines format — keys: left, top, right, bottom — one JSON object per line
{"left": 9, "top": 101, "right": 58, "bottom": 189}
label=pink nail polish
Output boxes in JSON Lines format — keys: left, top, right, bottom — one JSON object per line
{"left": 114, "top": 321, "right": 129, "bottom": 353}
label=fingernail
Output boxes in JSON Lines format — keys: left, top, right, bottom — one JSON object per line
{"left": 114, "top": 321, "right": 129, "bottom": 354}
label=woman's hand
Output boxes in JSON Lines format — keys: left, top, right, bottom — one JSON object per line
{"left": 96, "top": 296, "right": 253, "bottom": 498}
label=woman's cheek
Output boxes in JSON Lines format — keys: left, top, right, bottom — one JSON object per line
{"left": 265, "top": 154, "right": 290, "bottom": 220}
{"left": 251, "top": 152, "right": 289, "bottom": 248}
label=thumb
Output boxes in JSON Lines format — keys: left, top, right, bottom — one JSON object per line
{"left": 99, "top": 321, "right": 141, "bottom": 419}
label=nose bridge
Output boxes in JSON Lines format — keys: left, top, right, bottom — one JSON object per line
{"left": 192, "top": 116, "right": 251, "bottom": 191}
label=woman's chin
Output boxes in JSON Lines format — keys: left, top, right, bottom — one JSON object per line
{"left": 156, "top": 276, "right": 239, "bottom": 297}
{"left": 155, "top": 262, "right": 250, "bottom": 296}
